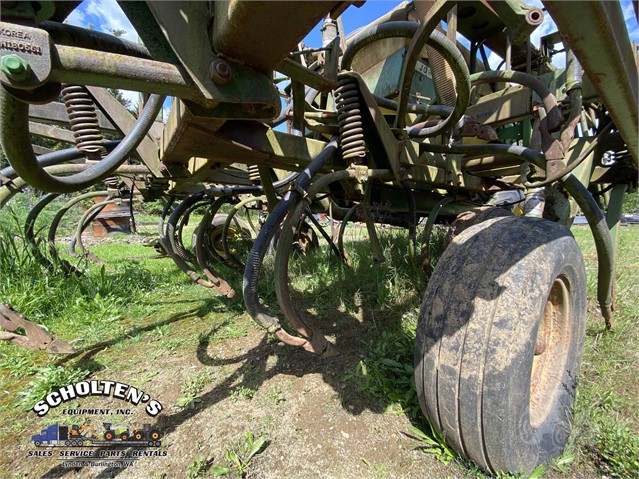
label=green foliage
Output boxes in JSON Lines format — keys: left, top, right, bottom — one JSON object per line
{"left": 185, "top": 455, "right": 213, "bottom": 479}
{"left": 621, "top": 190, "right": 638, "bottom": 214}
{"left": 404, "top": 423, "right": 456, "bottom": 465}
{"left": 176, "top": 369, "right": 213, "bottom": 410}
{"left": 17, "top": 365, "right": 90, "bottom": 410}
{"left": 212, "top": 431, "right": 268, "bottom": 478}
{"left": 350, "top": 325, "right": 419, "bottom": 418}
{"left": 362, "top": 458, "right": 388, "bottom": 478}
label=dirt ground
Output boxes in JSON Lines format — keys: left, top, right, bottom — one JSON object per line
{"left": 2, "top": 315, "right": 465, "bottom": 479}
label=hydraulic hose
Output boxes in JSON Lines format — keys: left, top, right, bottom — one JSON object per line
{"left": 419, "top": 140, "right": 614, "bottom": 324}
{"left": 242, "top": 138, "right": 338, "bottom": 352}
{"left": 469, "top": 70, "right": 562, "bottom": 132}
{"left": 39, "top": 21, "right": 152, "bottom": 60}
{"left": 0, "top": 141, "right": 120, "bottom": 181}
{"left": 561, "top": 175, "right": 614, "bottom": 329}
{"left": 341, "top": 21, "right": 470, "bottom": 137}
{"left": 0, "top": 86, "right": 164, "bottom": 193}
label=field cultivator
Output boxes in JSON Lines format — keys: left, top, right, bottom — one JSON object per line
{"left": 0, "top": 0, "right": 637, "bottom": 474}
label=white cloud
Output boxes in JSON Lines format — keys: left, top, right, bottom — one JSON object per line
{"left": 64, "top": 8, "right": 86, "bottom": 27}
{"left": 67, "top": 0, "right": 139, "bottom": 43}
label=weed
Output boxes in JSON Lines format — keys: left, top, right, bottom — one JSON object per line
{"left": 212, "top": 431, "right": 268, "bottom": 478}
{"left": 350, "top": 327, "right": 419, "bottom": 418}
{"left": 17, "top": 364, "right": 91, "bottom": 410}
{"left": 260, "top": 385, "right": 285, "bottom": 406}
{"left": 404, "top": 423, "right": 456, "bottom": 465}
{"left": 362, "top": 458, "right": 388, "bottom": 478}
{"left": 588, "top": 414, "right": 639, "bottom": 478}
{"left": 185, "top": 455, "right": 213, "bottom": 479}
{"left": 175, "top": 369, "right": 213, "bottom": 410}
{"left": 231, "top": 385, "right": 255, "bottom": 400}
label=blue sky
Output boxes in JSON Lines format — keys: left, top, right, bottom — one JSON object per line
{"left": 65, "top": 0, "right": 639, "bottom": 114}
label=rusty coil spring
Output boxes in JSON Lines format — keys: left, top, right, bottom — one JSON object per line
{"left": 248, "top": 164, "right": 261, "bottom": 183}
{"left": 61, "top": 84, "right": 106, "bottom": 157}
{"left": 335, "top": 77, "right": 366, "bottom": 162}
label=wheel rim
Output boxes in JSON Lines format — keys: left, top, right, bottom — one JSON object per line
{"left": 530, "top": 274, "right": 572, "bottom": 427}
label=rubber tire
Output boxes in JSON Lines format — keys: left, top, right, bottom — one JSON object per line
{"left": 34, "top": 440, "right": 41, "bottom": 447}
{"left": 150, "top": 430, "right": 160, "bottom": 440}
{"left": 192, "top": 213, "right": 251, "bottom": 261}
{"left": 104, "top": 431, "right": 114, "bottom": 441}
{"left": 414, "top": 216, "right": 586, "bottom": 474}
{"left": 120, "top": 432, "right": 129, "bottom": 441}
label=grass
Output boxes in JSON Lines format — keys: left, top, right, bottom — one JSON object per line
{"left": 175, "top": 368, "right": 214, "bottom": 410}
{"left": 0, "top": 195, "right": 637, "bottom": 478}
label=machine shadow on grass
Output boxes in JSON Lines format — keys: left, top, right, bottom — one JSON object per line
{"left": 38, "top": 217, "right": 589, "bottom": 478}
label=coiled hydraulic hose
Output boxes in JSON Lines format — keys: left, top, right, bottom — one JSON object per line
{"left": 243, "top": 138, "right": 338, "bottom": 353}
{"left": 0, "top": 86, "right": 164, "bottom": 193}
{"left": 340, "top": 21, "right": 470, "bottom": 138}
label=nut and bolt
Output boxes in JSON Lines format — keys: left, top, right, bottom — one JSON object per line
{"left": 209, "top": 59, "right": 231, "bottom": 85}
{"left": 0, "top": 54, "right": 31, "bottom": 82}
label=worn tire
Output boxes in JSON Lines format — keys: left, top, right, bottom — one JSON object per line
{"left": 415, "top": 216, "right": 586, "bottom": 474}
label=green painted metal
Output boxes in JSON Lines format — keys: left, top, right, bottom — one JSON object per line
{"left": 0, "top": 54, "right": 30, "bottom": 82}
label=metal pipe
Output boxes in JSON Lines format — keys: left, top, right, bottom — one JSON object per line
{"left": 51, "top": 45, "right": 198, "bottom": 102}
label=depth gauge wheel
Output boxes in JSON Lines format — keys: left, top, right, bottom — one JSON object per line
{"left": 415, "top": 216, "right": 586, "bottom": 474}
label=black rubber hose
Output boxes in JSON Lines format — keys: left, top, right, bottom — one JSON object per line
{"left": 0, "top": 141, "right": 120, "bottom": 181}
{"left": 420, "top": 140, "right": 614, "bottom": 325}
{"left": 243, "top": 138, "right": 338, "bottom": 332}
{"left": 340, "top": 21, "right": 470, "bottom": 137}
{"left": 561, "top": 175, "right": 614, "bottom": 328}
{"left": 0, "top": 87, "right": 164, "bottom": 193}
{"left": 39, "top": 21, "right": 152, "bottom": 60}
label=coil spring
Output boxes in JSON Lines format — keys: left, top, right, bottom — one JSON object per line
{"left": 335, "top": 77, "right": 366, "bottom": 162}
{"left": 248, "top": 164, "right": 260, "bottom": 183}
{"left": 61, "top": 84, "right": 106, "bottom": 157}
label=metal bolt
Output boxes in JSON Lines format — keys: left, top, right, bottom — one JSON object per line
{"left": 0, "top": 54, "right": 30, "bottom": 82}
{"left": 209, "top": 59, "right": 231, "bottom": 85}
